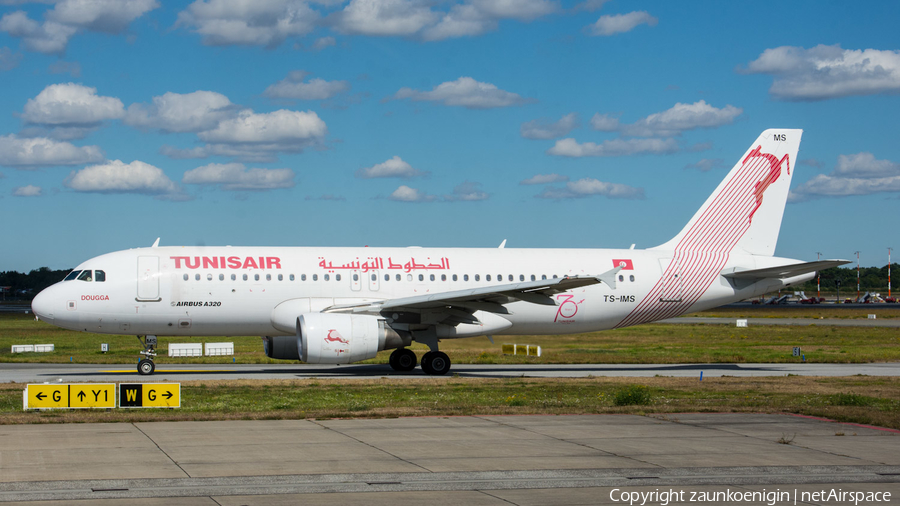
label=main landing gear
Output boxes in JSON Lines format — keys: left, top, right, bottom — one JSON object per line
{"left": 136, "top": 335, "right": 157, "bottom": 375}
{"left": 388, "top": 348, "right": 451, "bottom": 375}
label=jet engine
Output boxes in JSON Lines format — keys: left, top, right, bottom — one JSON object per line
{"left": 263, "top": 313, "right": 410, "bottom": 364}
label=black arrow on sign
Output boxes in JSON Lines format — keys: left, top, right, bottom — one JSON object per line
{"left": 77, "top": 391, "right": 86, "bottom": 401}
{"left": 35, "top": 392, "right": 46, "bottom": 400}
{"left": 162, "top": 391, "right": 173, "bottom": 400}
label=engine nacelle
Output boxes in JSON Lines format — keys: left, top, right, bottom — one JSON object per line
{"left": 262, "top": 335, "right": 301, "bottom": 360}
{"left": 300, "top": 313, "right": 411, "bottom": 364}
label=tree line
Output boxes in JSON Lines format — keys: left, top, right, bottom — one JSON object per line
{"left": 0, "top": 267, "right": 71, "bottom": 300}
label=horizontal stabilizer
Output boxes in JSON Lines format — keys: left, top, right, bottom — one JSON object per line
{"left": 721, "top": 260, "right": 850, "bottom": 280}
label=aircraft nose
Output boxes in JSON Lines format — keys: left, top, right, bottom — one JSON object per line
{"left": 31, "top": 288, "right": 55, "bottom": 321}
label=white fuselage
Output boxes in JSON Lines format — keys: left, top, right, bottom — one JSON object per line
{"left": 31, "top": 245, "right": 811, "bottom": 337}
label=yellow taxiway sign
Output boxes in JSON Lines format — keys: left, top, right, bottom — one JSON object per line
{"left": 119, "top": 383, "right": 180, "bottom": 408}
{"left": 25, "top": 384, "right": 116, "bottom": 409}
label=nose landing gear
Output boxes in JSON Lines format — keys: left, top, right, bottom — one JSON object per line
{"left": 136, "top": 335, "right": 157, "bottom": 375}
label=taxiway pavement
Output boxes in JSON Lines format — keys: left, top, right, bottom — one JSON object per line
{"left": 2, "top": 361, "right": 900, "bottom": 383}
{"left": 0, "top": 414, "right": 897, "bottom": 504}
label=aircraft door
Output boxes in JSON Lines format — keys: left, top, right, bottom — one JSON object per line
{"left": 368, "top": 270, "right": 380, "bottom": 291}
{"left": 137, "top": 256, "right": 161, "bottom": 302}
{"left": 658, "top": 257, "right": 683, "bottom": 303}
{"left": 350, "top": 270, "right": 361, "bottom": 291}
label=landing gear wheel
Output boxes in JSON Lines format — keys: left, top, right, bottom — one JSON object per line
{"left": 138, "top": 358, "right": 155, "bottom": 375}
{"left": 421, "top": 351, "right": 451, "bottom": 376}
{"left": 389, "top": 348, "right": 417, "bottom": 372}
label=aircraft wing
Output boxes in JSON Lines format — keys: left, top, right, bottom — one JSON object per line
{"left": 721, "top": 259, "right": 849, "bottom": 280}
{"left": 326, "top": 267, "right": 622, "bottom": 316}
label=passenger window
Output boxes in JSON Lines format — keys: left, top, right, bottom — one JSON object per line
{"left": 266, "top": 274, "right": 271, "bottom": 281}
{"left": 452, "top": 274, "right": 458, "bottom": 281}
{"left": 371, "top": 274, "right": 377, "bottom": 281}
{"left": 509, "top": 275, "right": 514, "bottom": 282}
{"left": 243, "top": 274, "right": 248, "bottom": 281}
{"left": 629, "top": 275, "right": 635, "bottom": 282}
{"left": 183, "top": 274, "right": 189, "bottom": 281}
{"left": 195, "top": 273, "right": 201, "bottom": 281}
{"left": 312, "top": 274, "right": 318, "bottom": 281}
{"left": 553, "top": 275, "right": 558, "bottom": 279}
{"left": 441, "top": 274, "right": 446, "bottom": 281}
{"left": 407, "top": 274, "right": 412, "bottom": 281}
{"left": 77, "top": 270, "right": 93, "bottom": 282}
{"left": 430, "top": 274, "right": 435, "bottom": 281}
{"left": 219, "top": 274, "right": 224, "bottom": 281}
{"left": 207, "top": 274, "right": 213, "bottom": 281}
{"left": 475, "top": 274, "right": 480, "bottom": 281}
{"left": 278, "top": 274, "right": 283, "bottom": 281}
{"left": 353, "top": 274, "right": 359, "bottom": 281}
{"left": 418, "top": 274, "right": 424, "bottom": 281}
{"left": 336, "top": 274, "right": 341, "bottom": 281}
{"left": 231, "top": 274, "right": 236, "bottom": 281}
{"left": 290, "top": 274, "right": 295, "bottom": 281}
{"left": 531, "top": 275, "right": 536, "bottom": 281}
{"left": 486, "top": 275, "right": 491, "bottom": 281}
{"left": 464, "top": 274, "right": 469, "bottom": 281}
{"left": 541, "top": 275, "right": 547, "bottom": 280}
{"left": 301, "top": 274, "right": 307, "bottom": 281}
{"left": 384, "top": 274, "right": 389, "bottom": 281}
{"left": 95, "top": 270, "right": 106, "bottom": 282}
{"left": 618, "top": 275, "right": 624, "bottom": 282}
{"left": 396, "top": 274, "right": 401, "bottom": 281}
{"left": 254, "top": 274, "right": 260, "bottom": 281}
{"left": 324, "top": 274, "right": 330, "bottom": 281}
{"left": 64, "top": 270, "right": 81, "bottom": 281}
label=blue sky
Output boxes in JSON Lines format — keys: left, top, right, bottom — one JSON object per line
{"left": 1, "top": 0, "right": 899, "bottom": 272}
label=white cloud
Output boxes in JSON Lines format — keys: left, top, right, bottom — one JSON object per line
{"left": 789, "top": 152, "right": 900, "bottom": 201}
{"left": 683, "top": 158, "right": 725, "bottom": 172}
{"left": 520, "top": 173, "right": 568, "bottom": 185}
{"left": 0, "top": 46, "right": 22, "bottom": 71}
{"left": 333, "top": 0, "right": 438, "bottom": 37}
{"left": 547, "top": 137, "right": 678, "bottom": 157}
{"left": 124, "top": 90, "right": 237, "bottom": 133}
{"left": 312, "top": 36, "right": 336, "bottom": 50}
{"left": 536, "top": 178, "right": 644, "bottom": 199}
{"left": 355, "top": 155, "right": 426, "bottom": 178}
{"left": 388, "top": 184, "right": 437, "bottom": 202}
{"left": 176, "top": 0, "right": 317, "bottom": 47}
{"left": 198, "top": 109, "right": 327, "bottom": 146}
{"left": 0, "top": 135, "right": 104, "bottom": 168}
{"left": 392, "top": 77, "right": 529, "bottom": 109}
{"left": 740, "top": 44, "right": 900, "bottom": 101}
{"left": 183, "top": 162, "right": 294, "bottom": 190}
{"left": 589, "top": 113, "right": 619, "bottom": 131}
{"left": 587, "top": 10, "right": 657, "bottom": 36}
{"left": 263, "top": 71, "right": 351, "bottom": 100}
{"left": 520, "top": 112, "right": 577, "bottom": 139}
{"left": 22, "top": 83, "right": 125, "bottom": 129}
{"left": 444, "top": 181, "right": 488, "bottom": 201}
{"left": 12, "top": 184, "right": 41, "bottom": 197}
{"left": 601, "top": 100, "right": 742, "bottom": 137}
{"left": 46, "top": 0, "right": 159, "bottom": 33}
{"left": 0, "top": 1, "right": 158, "bottom": 54}
{"left": 65, "top": 159, "right": 183, "bottom": 198}
{"left": 423, "top": 0, "right": 557, "bottom": 41}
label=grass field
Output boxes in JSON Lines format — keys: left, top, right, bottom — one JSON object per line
{"left": 2, "top": 309, "right": 899, "bottom": 365}
{"left": 1, "top": 376, "right": 897, "bottom": 430}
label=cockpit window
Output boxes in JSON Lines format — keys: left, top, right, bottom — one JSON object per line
{"left": 95, "top": 270, "right": 106, "bottom": 282}
{"left": 77, "top": 270, "right": 93, "bottom": 282}
{"left": 64, "top": 270, "right": 81, "bottom": 281}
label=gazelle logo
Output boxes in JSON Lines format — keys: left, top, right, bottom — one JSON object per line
{"left": 324, "top": 329, "right": 350, "bottom": 344}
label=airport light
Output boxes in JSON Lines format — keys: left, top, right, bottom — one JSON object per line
{"left": 816, "top": 251, "right": 822, "bottom": 299}
{"left": 854, "top": 251, "right": 860, "bottom": 301}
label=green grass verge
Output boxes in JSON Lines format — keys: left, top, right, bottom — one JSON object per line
{"left": 2, "top": 312, "right": 899, "bottom": 365}
{"left": 1, "top": 376, "right": 897, "bottom": 430}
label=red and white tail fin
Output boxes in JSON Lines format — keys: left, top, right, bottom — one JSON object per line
{"left": 653, "top": 129, "right": 802, "bottom": 257}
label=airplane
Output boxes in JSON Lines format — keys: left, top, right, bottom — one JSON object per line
{"left": 30, "top": 129, "right": 849, "bottom": 376}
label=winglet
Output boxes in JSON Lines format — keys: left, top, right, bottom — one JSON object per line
{"left": 498, "top": 239, "right": 507, "bottom": 249}
{"left": 151, "top": 238, "right": 160, "bottom": 248}
{"left": 596, "top": 266, "right": 623, "bottom": 290}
